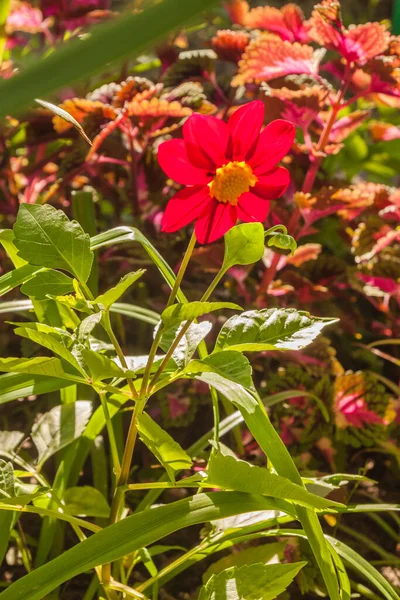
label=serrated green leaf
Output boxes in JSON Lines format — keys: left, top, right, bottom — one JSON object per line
{"left": 0, "top": 229, "right": 26, "bottom": 267}
{"left": 222, "top": 223, "right": 265, "bottom": 270}
{"left": 80, "top": 348, "right": 132, "bottom": 382}
{"left": 198, "top": 562, "right": 307, "bottom": 600}
{"left": 20, "top": 270, "right": 74, "bottom": 300}
{"left": 13, "top": 204, "right": 93, "bottom": 284}
{"left": 95, "top": 270, "right": 145, "bottom": 309}
{"left": 162, "top": 301, "right": 241, "bottom": 329}
{"left": 183, "top": 351, "right": 253, "bottom": 389}
{"left": 76, "top": 312, "right": 103, "bottom": 342}
{"left": 160, "top": 321, "right": 212, "bottom": 368}
{"left": 0, "top": 432, "right": 24, "bottom": 454}
{"left": 137, "top": 413, "right": 192, "bottom": 482}
{"left": 206, "top": 452, "right": 342, "bottom": 511}
{"left": 0, "top": 357, "right": 84, "bottom": 383}
{"left": 31, "top": 401, "right": 92, "bottom": 467}
{"left": 0, "top": 264, "right": 44, "bottom": 298}
{"left": 64, "top": 486, "right": 110, "bottom": 518}
{"left": 215, "top": 308, "right": 338, "bottom": 353}
{"left": 203, "top": 542, "right": 286, "bottom": 583}
{"left": 13, "top": 325, "right": 86, "bottom": 376}
{"left": 0, "top": 460, "right": 14, "bottom": 498}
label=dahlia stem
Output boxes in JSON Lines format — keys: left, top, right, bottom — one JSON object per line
{"left": 140, "top": 230, "right": 197, "bottom": 397}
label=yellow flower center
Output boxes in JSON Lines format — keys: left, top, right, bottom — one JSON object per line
{"left": 209, "top": 161, "right": 258, "bottom": 206}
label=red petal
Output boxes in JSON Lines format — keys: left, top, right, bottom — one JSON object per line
{"left": 253, "top": 166, "right": 291, "bottom": 199}
{"left": 161, "top": 186, "right": 212, "bottom": 233}
{"left": 195, "top": 200, "right": 237, "bottom": 244}
{"left": 237, "top": 191, "right": 270, "bottom": 222}
{"left": 228, "top": 100, "right": 264, "bottom": 160}
{"left": 250, "top": 120, "right": 295, "bottom": 174}
{"left": 158, "top": 139, "right": 211, "bottom": 185}
{"left": 183, "top": 114, "right": 229, "bottom": 171}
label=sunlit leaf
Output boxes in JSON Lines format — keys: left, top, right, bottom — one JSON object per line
{"left": 161, "top": 301, "right": 241, "bottom": 329}
{"left": 198, "top": 562, "right": 307, "bottom": 600}
{"left": 183, "top": 351, "right": 253, "bottom": 389}
{"left": 223, "top": 223, "right": 265, "bottom": 270}
{"left": 137, "top": 413, "right": 192, "bottom": 482}
{"left": 95, "top": 270, "right": 145, "bottom": 310}
{"left": 215, "top": 308, "right": 338, "bottom": 353}
{"left": 35, "top": 99, "right": 92, "bottom": 146}
{"left": 64, "top": 486, "right": 110, "bottom": 518}
{"left": 20, "top": 270, "right": 74, "bottom": 300}
{"left": 13, "top": 204, "right": 93, "bottom": 284}
{"left": 31, "top": 401, "right": 92, "bottom": 466}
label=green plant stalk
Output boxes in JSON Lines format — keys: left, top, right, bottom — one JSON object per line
{"left": 140, "top": 231, "right": 197, "bottom": 396}
{"left": 338, "top": 522, "right": 400, "bottom": 562}
{"left": 0, "top": 503, "right": 100, "bottom": 534}
{"left": 98, "top": 391, "right": 121, "bottom": 479}
{"left": 102, "top": 310, "right": 138, "bottom": 401}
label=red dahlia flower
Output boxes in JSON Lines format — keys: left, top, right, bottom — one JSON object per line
{"left": 158, "top": 101, "right": 295, "bottom": 244}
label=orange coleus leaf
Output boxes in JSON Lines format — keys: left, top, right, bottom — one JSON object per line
{"left": 112, "top": 77, "right": 161, "bottom": 109}
{"left": 212, "top": 29, "right": 251, "bottom": 63}
{"left": 127, "top": 97, "right": 192, "bottom": 119}
{"left": 308, "top": 0, "right": 389, "bottom": 65}
{"left": 224, "top": 0, "right": 249, "bottom": 26}
{"left": 262, "top": 82, "right": 329, "bottom": 129}
{"left": 286, "top": 243, "right": 322, "bottom": 267}
{"left": 332, "top": 182, "right": 390, "bottom": 220}
{"left": 326, "top": 109, "right": 371, "bottom": 143}
{"left": 233, "top": 36, "right": 325, "bottom": 86}
{"left": 52, "top": 99, "right": 116, "bottom": 133}
{"left": 245, "top": 3, "right": 310, "bottom": 43}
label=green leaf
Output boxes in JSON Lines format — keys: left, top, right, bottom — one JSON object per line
{"left": 198, "top": 373, "right": 342, "bottom": 600}
{"left": 95, "top": 270, "right": 145, "bottom": 310}
{"left": 198, "top": 562, "right": 307, "bottom": 600}
{"left": 0, "top": 372, "right": 73, "bottom": 404}
{"left": 161, "top": 321, "right": 212, "bottom": 368}
{"left": 222, "top": 223, "right": 265, "bottom": 270}
{"left": 215, "top": 308, "right": 338, "bottom": 353}
{"left": 183, "top": 351, "right": 253, "bottom": 389}
{"left": 206, "top": 452, "right": 342, "bottom": 511}
{"left": 137, "top": 413, "right": 192, "bottom": 482}
{"left": 35, "top": 99, "right": 92, "bottom": 146}
{"left": 0, "top": 460, "right": 14, "bottom": 498}
{"left": 31, "top": 401, "right": 92, "bottom": 467}
{"left": 0, "top": 229, "right": 26, "bottom": 267}
{"left": 326, "top": 536, "right": 399, "bottom": 600}
{"left": 13, "top": 325, "right": 86, "bottom": 376}
{"left": 0, "top": 431, "right": 24, "bottom": 454}
{"left": 161, "top": 301, "right": 241, "bottom": 328}
{"left": 0, "top": 264, "right": 44, "bottom": 298}
{"left": 0, "top": 492, "right": 285, "bottom": 600}
{"left": 0, "top": 357, "right": 84, "bottom": 383}
{"left": 80, "top": 348, "right": 132, "bottom": 382}
{"left": 76, "top": 312, "right": 103, "bottom": 342}
{"left": 266, "top": 232, "right": 297, "bottom": 256}
{"left": 64, "top": 487, "right": 110, "bottom": 518}
{"left": 0, "top": 0, "right": 219, "bottom": 118}
{"left": 13, "top": 204, "right": 93, "bottom": 284}
{"left": 203, "top": 542, "right": 286, "bottom": 583}
{"left": 20, "top": 270, "right": 74, "bottom": 300}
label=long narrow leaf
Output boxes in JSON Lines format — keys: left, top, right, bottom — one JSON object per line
{"left": 0, "top": 492, "right": 285, "bottom": 600}
{"left": 0, "top": 0, "right": 218, "bottom": 117}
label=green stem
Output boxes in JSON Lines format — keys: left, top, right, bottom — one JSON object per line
{"left": 140, "top": 231, "right": 197, "bottom": 396}
{"left": 103, "top": 310, "right": 139, "bottom": 401}
{"left": 148, "top": 264, "right": 227, "bottom": 392}
{"left": 99, "top": 391, "right": 121, "bottom": 479}
{"left": 0, "top": 503, "right": 101, "bottom": 533}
